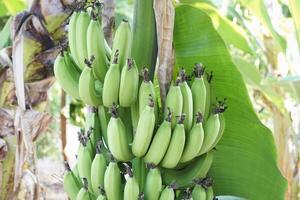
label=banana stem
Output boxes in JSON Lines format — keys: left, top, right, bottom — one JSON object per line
{"left": 193, "top": 63, "right": 205, "bottom": 78}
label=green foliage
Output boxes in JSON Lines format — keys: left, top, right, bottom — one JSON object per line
{"left": 174, "top": 5, "right": 287, "bottom": 199}
{"left": 0, "top": 17, "right": 12, "bottom": 49}
{"left": 0, "top": 0, "right": 26, "bottom": 16}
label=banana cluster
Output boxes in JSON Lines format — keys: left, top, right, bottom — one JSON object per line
{"left": 58, "top": 3, "right": 227, "bottom": 200}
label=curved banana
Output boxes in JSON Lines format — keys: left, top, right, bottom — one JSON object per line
{"left": 191, "top": 64, "right": 207, "bottom": 124}
{"left": 124, "top": 164, "right": 140, "bottom": 200}
{"left": 54, "top": 52, "right": 80, "bottom": 99}
{"left": 139, "top": 68, "right": 158, "bottom": 120}
{"left": 179, "top": 69, "right": 193, "bottom": 131}
{"left": 209, "top": 113, "right": 225, "bottom": 151}
{"left": 161, "top": 115, "right": 186, "bottom": 169}
{"left": 111, "top": 19, "right": 131, "bottom": 70}
{"left": 132, "top": 97, "right": 156, "bottom": 157}
{"left": 91, "top": 142, "right": 107, "bottom": 195}
{"left": 98, "top": 105, "right": 109, "bottom": 146}
{"left": 162, "top": 151, "right": 214, "bottom": 188}
{"left": 104, "top": 158, "right": 122, "bottom": 200}
{"left": 144, "top": 165, "right": 162, "bottom": 200}
{"left": 107, "top": 105, "right": 133, "bottom": 161}
{"left": 102, "top": 51, "right": 120, "bottom": 107}
{"left": 77, "top": 138, "right": 93, "bottom": 191}
{"left": 78, "top": 58, "right": 103, "bottom": 106}
{"left": 180, "top": 112, "right": 205, "bottom": 163}
{"left": 164, "top": 78, "right": 183, "bottom": 128}
{"left": 119, "top": 58, "right": 139, "bottom": 107}
{"left": 143, "top": 109, "right": 172, "bottom": 165}
{"left": 87, "top": 18, "right": 107, "bottom": 82}
{"left": 68, "top": 11, "right": 80, "bottom": 68}
{"left": 63, "top": 162, "right": 82, "bottom": 200}
{"left": 203, "top": 69, "right": 212, "bottom": 122}
{"left": 76, "top": 178, "right": 92, "bottom": 200}
{"left": 76, "top": 11, "right": 90, "bottom": 70}
{"left": 159, "top": 185, "right": 175, "bottom": 200}
{"left": 198, "top": 105, "right": 226, "bottom": 156}
{"left": 192, "top": 184, "right": 206, "bottom": 200}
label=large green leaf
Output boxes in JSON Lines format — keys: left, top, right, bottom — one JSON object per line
{"left": 181, "top": 1, "right": 253, "bottom": 54}
{"left": 174, "top": 5, "right": 287, "bottom": 199}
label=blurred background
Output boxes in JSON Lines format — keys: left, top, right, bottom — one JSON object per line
{"left": 0, "top": 0, "right": 299, "bottom": 199}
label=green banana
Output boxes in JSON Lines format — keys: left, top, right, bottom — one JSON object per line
{"left": 144, "top": 165, "right": 162, "bottom": 200}
{"left": 180, "top": 112, "right": 205, "bottom": 163}
{"left": 206, "top": 186, "right": 214, "bottom": 200}
{"left": 77, "top": 138, "right": 93, "bottom": 191}
{"left": 119, "top": 58, "right": 139, "bottom": 107}
{"left": 139, "top": 68, "right": 158, "bottom": 120}
{"left": 104, "top": 38, "right": 112, "bottom": 60}
{"left": 85, "top": 107, "right": 101, "bottom": 157}
{"left": 198, "top": 104, "right": 227, "bottom": 156}
{"left": 191, "top": 64, "right": 207, "bottom": 124}
{"left": 159, "top": 186, "right": 175, "bottom": 200}
{"left": 209, "top": 112, "right": 225, "bottom": 151}
{"left": 96, "top": 187, "right": 107, "bottom": 200}
{"left": 130, "top": 101, "right": 139, "bottom": 133}
{"left": 78, "top": 58, "right": 103, "bottom": 106}
{"left": 119, "top": 107, "right": 134, "bottom": 143}
{"left": 131, "top": 0, "right": 157, "bottom": 78}
{"left": 104, "top": 157, "right": 122, "bottom": 200}
{"left": 54, "top": 52, "right": 80, "bottom": 99}
{"left": 102, "top": 51, "right": 121, "bottom": 107}
{"left": 124, "top": 164, "right": 140, "bottom": 200}
{"left": 179, "top": 69, "right": 193, "bottom": 131}
{"left": 98, "top": 105, "right": 109, "bottom": 146}
{"left": 161, "top": 115, "right": 186, "bottom": 169}
{"left": 107, "top": 105, "right": 133, "bottom": 162}
{"left": 76, "top": 11, "right": 90, "bottom": 70}
{"left": 72, "top": 164, "right": 83, "bottom": 187}
{"left": 91, "top": 142, "right": 107, "bottom": 195}
{"left": 87, "top": 18, "right": 107, "bottom": 82}
{"left": 162, "top": 151, "right": 214, "bottom": 188}
{"left": 192, "top": 184, "right": 206, "bottom": 200}
{"left": 76, "top": 178, "right": 93, "bottom": 200}
{"left": 111, "top": 19, "right": 131, "bottom": 70}
{"left": 164, "top": 78, "right": 183, "bottom": 129}
{"left": 132, "top": 158, "right": 147, "bottom": 192}
{"left": 132, "top": 97, "right": 156, "bottom": 158}
{"left": 144, "top": 109, "right": 172, "bottom": 165}
{"left": 68, "top": 11, "right": 80, "bottom": 68}
{"left": 63, "top": 162, "right": 82, "bottom": 200}
{"left": 203, "top": 70, "right": 212, "bottom": 122}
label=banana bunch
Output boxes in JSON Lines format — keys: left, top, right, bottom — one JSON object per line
{"left": 59, "top": 2, "right": 228, "bottom": 200}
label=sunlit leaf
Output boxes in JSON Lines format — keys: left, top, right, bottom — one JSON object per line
{"left": 2, "top": 0, "right": 26, "bottom": 15}
{"left": 174, "top": 5, "right": 287, "bottom": 199}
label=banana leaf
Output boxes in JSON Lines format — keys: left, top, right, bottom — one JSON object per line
{"left": 174, "top": 5, "right": 287, "bottom": 199}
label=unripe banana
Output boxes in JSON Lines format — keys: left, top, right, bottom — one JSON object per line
{"left": 180, "top": 112, "right": 205, "bottom": 163}
{"left": 104, "top": 158, "right": 122, "bottom": 200}
{"left": 192, "top": 184, "right": 206, "bottom": 200}
{"left": 76, "top": 178, "right": 93, "bottom": 200}
{"left": 97, "top": 194, "right": 107, "bottom": 200}
{"left": 191, "top": 64, "right": 207, "bottom": 124}
{"left": 198, "top": 104, "right": 226, "bottom": 156}
{"left": 203, "top": 70, "right": 212, "bottom": 121}
{"left": 132, "top": 158, "right": 147, "bottom": 192}
{"left": 139, "top": 68, "right": 158, "bottom": 120}
{"left": 159, "top": 185, "right": 175, "bottom": 200}
{"left": 54, "top": 52, "right": 80, "bottom": 99}
{"left": 102, "top": 51, "right": 121, "bottom": 107}
{"left": 164, "top": 78, "right": 183, "bottom": 128}
{"left": 130, "top": 101, "right": 139, "bottom": 133}
{"left": 119, "top": 58, "right": 139, "bottom": 107}
{"left": 162, "top": 151, "right": 214, "bottom": 188}
{"left": 161, "top": 115, "right": 186, "bottom": 169}
{"left": 206, "top": 186, "right": 214, "bottom": 200}
{"left": 98, "top": 105, "right": 109, "bottom": 146}
{"left": 85, "top": 107, "right": 101, "bottom": 157}
{"left": 104, "top": 38, "right": 112, "bottom": 60}
{"left": 76, "top": 11, "right": 90, "bottom": 70}
{"left": 144, "top": 165, "right": 162, "bottom": 200}
{"left": 77, "top": 139, "right": 93, "bottom": 191}
{"left": 91, "top": 142, "right": 107, "bottom": 195}
{"left": 144, "top": 109, "right": 172, "bottom": 165}
{"left": 107, "top": 105, "right": 133, "bottom": 161}
{"left": 78, "top": 58, "right": 103, "bottom": 106}
{"left": 87, "top": 18, "right": 107, "bottom": 82}
{"left": 63, "top": 162, "right": 82, "bottom": 200}
{"left": 209, "top": 112, "right": 225, "bottom": 151}
{"left": 132, "top": 97, "right": 156, "bottom": 157}
{"left": 72, "top": 164, "right": 83, "bottom": 187}
{"left": 119, "top": 107, "right": 134, "bottom": 143}
{"left": 68, "top": 11, "right": 80, "bottom": 68}
{"left": 111, "top": 19, "right": 131, "bottom": 70}
{"left": 124, "top": 164, "right": 140, "bottom": 200}
{"left": 179, "top": 69, "right": 193, "bottom": 131}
